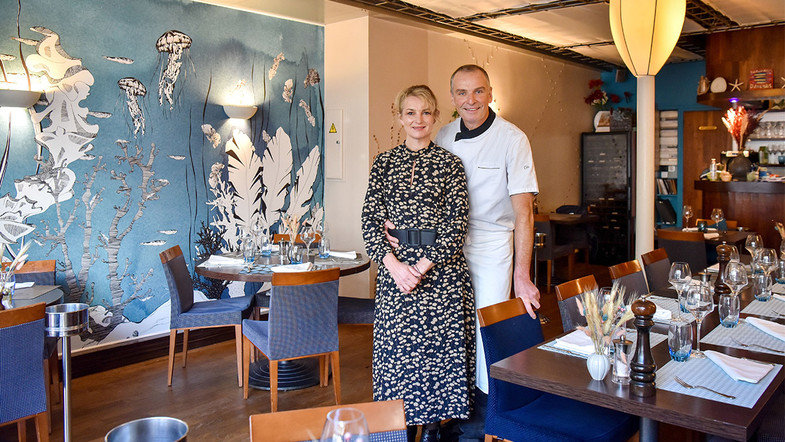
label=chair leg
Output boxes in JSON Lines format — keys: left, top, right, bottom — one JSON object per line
{"left": 243, "top": 336, "right": 251, "bottom": 399}
{"left": 331, "top": 351, "right": 341, "bottom": 406}
{"left": 43, "top": 358, "right": 52, "bottom": 431}
{"left": 17, "top": 420, "right": 26, "bottom": 442}
{"left": 49, "top": 349, "right": 61, "bottom": 404}
{"left": 234, "top": 325, "right": 243, "bottom": 388}
{"left": 270, "top": 360, "right": 279, "bottom": 412}
{"left": 168, "top": 330, "right": 177, "bottom": 386}
{"left": 546, "top": 260, "right": 553, "bottom": 290}
{"left": 182, "top": 329, "right": 190, "bottom": 368}
{"left": 35, "top": 411, "right": 50, "bottom": 442}
{"left": 319, "top": 355, "right": 327, "bottom": 387}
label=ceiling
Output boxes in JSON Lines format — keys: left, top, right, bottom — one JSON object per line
{"left": 330, "top": 0, "right": 785, "bottom": 71}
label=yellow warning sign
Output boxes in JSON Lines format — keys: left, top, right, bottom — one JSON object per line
{"left": 329, "top": 123, "right": 337, "bottom": 134}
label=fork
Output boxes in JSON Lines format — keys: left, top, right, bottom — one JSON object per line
{"left": 673, "top": 376, "right": 736, "bottom": 399}
{"left": 730, "top": 337, "right": 785, "bottom": 354}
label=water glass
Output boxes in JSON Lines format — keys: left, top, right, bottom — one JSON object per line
{"left": 318, "top": 237, "right": 331, "bottom": 258}
{"left": 753, "top": 272, "right": 773, "bottom": 302}
{"left": 320, "top": 408, "right": 369, "bottom": 442}
{"left": 777, "top": 259, "right": 785, "bottom": 284}
{"left": 668, "top": 319, "right": 692, "bottom": 362}
{"left": 260, "top": 234, "right": 272, "bottom": 257}
{"left": 612, "top": 338, "right": 633, "bottom": 385}
{"left": 288, "top": 245, "right": 304, "bottom": 264}
{"left": 718, "top": 294, "right": 740, "bottom": 327}
{"left": 242, "top": 234, "right": 256, "bottom": 265}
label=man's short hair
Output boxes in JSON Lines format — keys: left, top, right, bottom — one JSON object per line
{"left": 450, "top": 64, "right": 491, "bottom": 91}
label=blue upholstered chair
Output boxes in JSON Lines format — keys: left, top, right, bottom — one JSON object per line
{"left": 641, "top": 248, "right": 672, "bottom": 292}
{"left": 478, "top": 298, "right": 638, "bottom": 442}
{"left": 554, "top": 274, "right": 597, "bottom": 333}
{"left": 160, "top": 245, "right": 254, "bottom": 387}
{"left": 609, "top": 259, "right": 649, "bottom": 298}
{"left": 242, "top": 267, "right": 341, "bottom": 412}
{"left": 0, "top": 302, "right": 49, "bottom": 442}
{"left": 657, "top": 229, "right": 708, "bottom": 275}
{"left": 249, "top": 399, "right": 406, "bottom": 441}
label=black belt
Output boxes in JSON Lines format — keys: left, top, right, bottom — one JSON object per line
{"left": 389, "top": 228, "right": 437, "bottom": 246}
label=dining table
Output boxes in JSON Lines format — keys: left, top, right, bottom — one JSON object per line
{"left": 195, "top": 250, "right": 371, "bottom": 391}
{"left": 490, "top": 283, "right": 785, "bottom": 442}
{"left": 9, "top": 284, "right": 65, "bottom": 308}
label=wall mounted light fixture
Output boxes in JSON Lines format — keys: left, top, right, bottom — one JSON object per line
{"left": 223, "top": 104, "right": 257, "bottom": 120}
{"left": 0, "top": 89, "right": 41, "bottom": 108}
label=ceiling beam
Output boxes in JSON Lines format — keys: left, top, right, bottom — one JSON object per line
{"left": 460, "top": 0, "right": 604, "bottom": 22}
{"left": 331, "top": 0, "right": 618, "bottom": 70}
{"left": 686, "top": 0, "right": 737, "bottom": 30}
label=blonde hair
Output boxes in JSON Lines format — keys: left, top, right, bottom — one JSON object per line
{"left": 395, "top": 85, "right": 439, "bottom": 118}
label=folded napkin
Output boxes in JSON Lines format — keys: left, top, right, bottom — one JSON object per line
{"left": 552, "top": 330, "right": 596, "bottom": 356}
{"left": 706, "top": 263, "right": 719, "bottom": 273}
{"left": 704, "top": 350, "right": 774, "bottom": 383}
{"left": 653, "top": 305, "right": 672, "bottom": 322}
{"left": 773, "top": 293, "right": 785, "bottom": 302}
{"left": 271, "top": 262, "right": 314, "bottom": 273}
{"left": 683, "top": 227, "right": 699, "bottom": 232}
{"left": 329, "top": 251, "right": 357, "bottom": 259}
{"left": 704, "top": 232, "right": 720, "bottom": 240}
{"left": 772, "top": 284, "right": 785, "bottom": 295}
{"left": 15, "top": 281, "right": 34, "bottom": 289}
{"left": 746, "top": 317, "right": 785, "bottom": 342}
{"left": 199, "top": 255, "right": 245, "bottom": 267}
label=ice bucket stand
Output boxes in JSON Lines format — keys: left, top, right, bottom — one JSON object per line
{"left": 45, "top": 303, "right": 88, "bottom": 442}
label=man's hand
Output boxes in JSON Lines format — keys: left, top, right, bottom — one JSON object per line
{"left": 514, "top": 271, "right": 540, "bottom": 319}
{"left": 383, "top": 220, "right": 399, "bottom": 249}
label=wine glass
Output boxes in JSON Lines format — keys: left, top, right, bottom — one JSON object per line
{"left": 685, "top": 284, "right": 714, "bottom": 359}
{"left": 710, "top": 208, "right": 725, "bottom": 233}
{"left": 668, "top": 262, "right": 692, "bottom": 314}
{"left": 302, "top": 224, "right": 317, "bottom": 257}
{"left": 728, "top": 245, "right": 740, "bottom": 263}
{"left": 320, "top": 408, "right": 369, "bottom": 442}
{"left": 722, "top": 261, "right": 748, "bottom": 297}
{"left": 682, "top": 204, "right": 694, "bottom": 228}
{"left": 756, "top": 249, "right": 779, "bottom": 294}
{"left": 745, "top": 233, "right": 763, "bottom": 259}
{"left": 251, "top": 219, "right": 264, "bottom": 255}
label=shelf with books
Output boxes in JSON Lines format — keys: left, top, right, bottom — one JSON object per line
{"left": 656, "top": 110, "right": 682, "bottom": 227}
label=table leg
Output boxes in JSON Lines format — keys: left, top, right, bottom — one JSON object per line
{"left": 639, "top": 417, "right": 658, "bottom": 442}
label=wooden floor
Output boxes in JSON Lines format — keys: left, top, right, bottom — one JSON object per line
{"left": 5, "top": 258, "right": 698, "bottom": 442}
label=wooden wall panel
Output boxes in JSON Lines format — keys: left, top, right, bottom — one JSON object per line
{"left": 706, "top": 26, "right": 785, "bottom": 83}
{"left": 683, "top": 110, "right": 731, "bottom": 220}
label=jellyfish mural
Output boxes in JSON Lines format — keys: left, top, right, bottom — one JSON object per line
{"left": 154, "top": 30, "right": 192, "bottom": 110}
{"left": 118, "top": 77, "right": 146, "bottom": 136}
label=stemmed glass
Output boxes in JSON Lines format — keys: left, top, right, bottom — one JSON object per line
{"left": 682, "top": 204, "right": 694, "bottom": 228}
{"left": 756, "top": 248, "right": 779, "bottom": 292}
{"left": 710, "top": 208, "right": 725, "bottom": 233}
{"left": 685, "top": 284, "right": 714, "bottom": 359}
{"left": 302, "top": 224, "right": 317, "bottom": 257}
{"left": 251, "top": 219, "right": 264, "bottom": 256}
{"left": 320, "top": 408, "right": 369, "bottom": 442}
{"left": 723, "top": 261, "right": 748, "bottom": 297}
{"left": 745, "top": 234, "right": 763, "bottom": 259}
{"left": 668, "top": 262, "right": 692, "bottom": 314}
{"left": 728, "top": 245, "right": 740, "bottom": 263}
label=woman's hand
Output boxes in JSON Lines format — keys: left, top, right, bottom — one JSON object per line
{"left": 383, "top": 253, "right": 421, "bottom": 294}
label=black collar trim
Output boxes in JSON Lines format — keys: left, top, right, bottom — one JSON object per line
{"left": 455, "top": 109, "right": 495, "bottom": 141}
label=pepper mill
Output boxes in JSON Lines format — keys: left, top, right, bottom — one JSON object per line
{"left": 714, "top": 244, "right": 732, "bottom": 296}
{"left": 630, "top": 298, "right": 657, "bottom": 397}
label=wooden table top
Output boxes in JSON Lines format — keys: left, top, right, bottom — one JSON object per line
{"left": 548, "top": 213, "right": 600, "bottom": 225}
{"left": 490, "top": 287, "right": 785, "bottom": 441}
{"left": 11, "top": 285, "right": 64, "bottom": 308}
{"left": 194, "top": 253, "right": 370, "bottom": 283}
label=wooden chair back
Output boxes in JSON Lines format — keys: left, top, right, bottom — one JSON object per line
{"left": 641, "top": 248, "right": 668, "bottom": 266}
{"left": 695, "top": 218, "right": 738, "bottom": 229}
{"left": 159, "top": 244, "right": 183, "bottom": 264}
{"left": 249, "top": 399, "right": 406, "bottom": 442}
{"left": 272, "top": 267, "right": 340, "bottom": 286}
{"left": 478, "top": 297, "right": 527, "bottom": 328}
{"left": 656, "top": 229, "right": 708, "bottom": 274}
{"left": 657, "top": 229, "right": 704, "bottom": 243}
{"left": 554, "top": 275, "right": 598, "bottom": 302}
{"left": 3, "top": 260, "right": 56, "bottom": 286}
{"left": 0, "top": 302, "right": 45, "bottom": 327}
{"left": 608, "top": 259, "right": 649, "bottom": 297}
{"left": 273, "top": 233, "right": 321, "bottom": 244}
{"left": 640, "top": 248, "right": 672, "bottom": 291}
{"left": 608, "top": 259, "right": 643, "bottom": 280}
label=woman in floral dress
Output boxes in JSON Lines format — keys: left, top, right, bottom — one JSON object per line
{"left": 362, "top": 85, "right": 475, "bottom": 442}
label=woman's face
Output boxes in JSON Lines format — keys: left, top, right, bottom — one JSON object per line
{"left": 399, "top": 95, "right": 435, "bottom": 143}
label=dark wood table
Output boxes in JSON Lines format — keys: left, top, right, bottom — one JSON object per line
{"left": 491, "top": 287, "right": 785, "bottom": 442}
{"left": 548, "top": 213, "right": 599, "bottom": 225}
{"left": 195, "top": 252, "right": 370, "bottom": 282}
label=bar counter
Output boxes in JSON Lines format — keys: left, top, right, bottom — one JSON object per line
{"left": 694, "top": 180, "right": 785, "bottom": 248}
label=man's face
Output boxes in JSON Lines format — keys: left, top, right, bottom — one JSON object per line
{"left": 450, "top": 70, "right": 493, "bottom": 131}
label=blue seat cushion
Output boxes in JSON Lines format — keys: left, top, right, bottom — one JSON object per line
{"left": 242, "top": 319, "right": 271, "bottom": 356}
{"left": 171, "top": 295, "right": 253, "bottom": 329}
{"left": 488, "top": 392, "right": 638, "bottom": 442}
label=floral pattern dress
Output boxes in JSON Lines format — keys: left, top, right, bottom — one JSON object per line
{"left": 362, "top": 142, "right": 475, "bottom": 425}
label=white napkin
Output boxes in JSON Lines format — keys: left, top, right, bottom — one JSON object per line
{"left": 704, "top": 350, "right": 774, "bottom": 383}
{"left": 683, "top": 227, "right": 699, "bottom": 232}
{"left": 706, "top": 263, "right": 720, "bottom": 273}
{"left": 773, "top": 293, "right": 785, "bottom": 301}
{"left": 15, "top": 281, "right": 34, "bottom": 289}
{"left": 271, "top": 262, "right": 314, "bottom": 273}
{"left": 653, "top": 305, "right": 672, "bottom": 322}
{"left": 198, "top": 255, "right": 245, "bottom": 267}
{"left": 329, "top": 251, "right": 357, "bottom": 259}
{"left": 772, "top": 284, "right": 785, "bottom": 295}
{"left": 746, "top": 317, "right": 785, "bottom": 342}
{"left": 704, "top": 233, "right": 720, "bottom": 240}
{"left": 552, "top": 330, "right": 596, "bottom": 356}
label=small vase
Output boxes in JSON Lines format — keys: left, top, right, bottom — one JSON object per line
{"left": 0, "top": 271, "right": 15, "bottom": 310}
{"left": 587, "top": 352, "right": 610, "bottom": 381}
{"left": 728, "top": 153, "right": 752, "bottom": 181}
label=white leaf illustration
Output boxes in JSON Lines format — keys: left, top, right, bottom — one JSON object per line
{"left": 288, "top": 145, "right": 320, "bottom": 220}
{"left": 226, "top": 130, "right": 263, "bottom": 234}
{"left": 261, "top": 128, "right": 293, "bottom": 230}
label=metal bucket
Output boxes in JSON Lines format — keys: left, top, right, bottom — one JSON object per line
{"left": 45, "top": 303, "right": 88, "bottom": 337}
{"left": 105, "top": 417, "right": 188, "bottom": 442}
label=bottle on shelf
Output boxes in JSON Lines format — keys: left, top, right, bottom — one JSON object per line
{"left": 709, "top": 158, "right": 718, "bottom": 181}
{"left": 759, "top": 146, "right": 768, "bottom": 165}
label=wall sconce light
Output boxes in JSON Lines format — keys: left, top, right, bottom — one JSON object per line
{"left": 223, "top": 104, "right": 257, "bottom": 120}
{"left": 0, "top": 89, "right": 41, "bottom": 108}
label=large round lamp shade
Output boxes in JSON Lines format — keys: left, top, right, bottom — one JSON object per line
{"left": 609, "top": 0, "right": 686, "bottom": 77}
